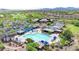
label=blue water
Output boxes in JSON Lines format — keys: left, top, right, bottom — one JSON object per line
{"left": 22, "top": 33, "right": 50, "bottom": 41}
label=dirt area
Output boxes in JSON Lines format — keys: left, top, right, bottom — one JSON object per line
{"left": 3, "top": 42, "right": 26, "bottom": 51}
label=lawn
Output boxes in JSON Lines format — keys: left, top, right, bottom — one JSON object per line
{"left": 0, "top": 42, "right": 5, "bottom": 50}
{"left": 26, "top": 42, "right": 39, "bottom": 51}
{"left": 63, "top": 24, "right": 79, "bottom": 40}
{"left": 64, "top": 24, "right": 79, "bottom": 34}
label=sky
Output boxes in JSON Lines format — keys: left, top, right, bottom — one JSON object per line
{"left": 0, "top": 0, "right": 79, "bottom": 10}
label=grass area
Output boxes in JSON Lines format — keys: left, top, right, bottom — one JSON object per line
{"left": 62, "top": 24, "right": 79, "bottom": 42}
{"left": 27, "top": 42, "right": 39, "bottom": 48}
{"left": 26, "top": 42, "right": 39, "bottom": 51}
{"left": 64, "top": 24, "right": 79, "bottom": 34}
{"left": 0, "top": 42, "right": 5, "bottom": 49}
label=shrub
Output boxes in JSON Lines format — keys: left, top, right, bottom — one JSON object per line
{"left": 47, "top": 22, "right": 52, "bottom": 26}
{"left": 26, "top": 38, "right": 34, "bottom": 43}
{"left": 43, "top": 45, "right": 50, "bottom": 51}
{"left": 50, "top": 42, "right": 55, "bottom": 48}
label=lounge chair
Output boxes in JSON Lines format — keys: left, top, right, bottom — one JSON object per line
{"left": 40, "top": 40, "right": 44, "bottom": 43}
{"left": 44, "top": 41, "right": 49, "bottom": 45}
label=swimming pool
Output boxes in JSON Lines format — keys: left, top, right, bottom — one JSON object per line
{"left": 22, "top": 33, "right": 50, "bottom": 42}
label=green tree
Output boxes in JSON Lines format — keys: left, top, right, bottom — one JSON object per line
{"left": 62, "top": 29, "right": 73, "bottom": 41}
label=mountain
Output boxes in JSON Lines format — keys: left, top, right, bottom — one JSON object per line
{"left": 52, "top": 7, "right": 79, "bottom": 11}
{"left": 37, "top": 7, "right": 79, "bottom": 11}
{"left": 0, "top": 7, "right": 79, "bottom": 12}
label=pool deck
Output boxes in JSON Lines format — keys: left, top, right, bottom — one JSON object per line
{"left": 14, "top": 28, "right": 60, "bottom": 44}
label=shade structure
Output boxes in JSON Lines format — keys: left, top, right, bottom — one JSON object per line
{"left": 43, "top": 28, "right": 54, "bottom": 32}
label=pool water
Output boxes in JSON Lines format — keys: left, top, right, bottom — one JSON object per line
{"left": 22, "top": 33, "right": 50, "bottom": 42}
